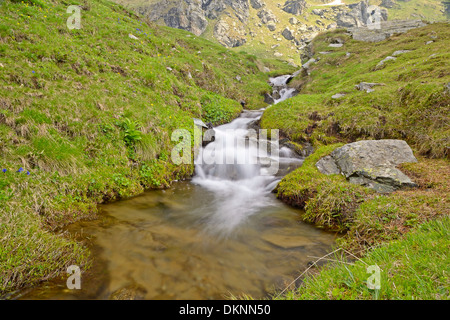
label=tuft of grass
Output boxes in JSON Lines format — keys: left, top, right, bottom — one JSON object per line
{"left": 277, "top": 216, "right": 450, "bottom": 300}
{"left": 276, "top": 144, "right": 374, "bottom": 232}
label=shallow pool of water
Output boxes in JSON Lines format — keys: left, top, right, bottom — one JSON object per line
{"left": 19, "top": 181, "right": 336, "bottom": 300}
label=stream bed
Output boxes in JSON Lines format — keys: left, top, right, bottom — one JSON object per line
{"left": 18, "top": 75, "right": 337, "bottom": 300}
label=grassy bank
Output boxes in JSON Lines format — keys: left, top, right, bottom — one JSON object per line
{"left": 0, "top": 0, "right": 286, "bottom": 295}
{"left": 276, "top": 144, "right": 449, "bottom": 251}
{"left": 262, "top": 22, "right": 450, "bottom": 158}
{"left": 265, "top": 22, "right": 449, "bottom": 299}
{"left": 278, "top": 216, "right": 449, "bottom": 300}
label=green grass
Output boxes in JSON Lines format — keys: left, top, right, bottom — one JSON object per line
{"left": 0, "top": 0, "right": 280, "bottom": 295}
{"left": 97, "top": 0, "right": 448, "bottom": 68}
{"left": 262, "top": 23, "right": 450, "bottom": 158}
{"left": 269, "top": 23, "right": 449, "bottom": 299}
{"left": 276, "top": 144, "right": 375, "bottom": 232}
{"left": 278, "top": 216, "right": 450, "bottom": 300}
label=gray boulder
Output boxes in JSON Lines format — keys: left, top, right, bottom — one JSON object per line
{"left": 282, "top": 27, "right": 295, "bottom": 40}
{"left": 380, "top": 0, "right": 396, "bottom": 8}
{"left": 348, "top": 19, "right": 427, "bottom": 42}
{"left": 316, "top": 140, "right": 418, "bottom": 193}
{"left": 267, "top": 23, "right": 276, "bottom": 31}
{"left": 375, "top": 56, "right": 396, "bottom": 70}
{"left": 444, "top": 82, "right": 450, "bottom": 95}
{"left": 336, "top": 0, "right": 387, "bottom": 28}
{"left": 282, "top": 0, "right": 308, "bottom": 16}
{"left": 331, "top": 93, "right": 346, "bottom": 99}
{"left": 250, "top": 0, "right": 265, "bottom": 10}
{"left": 257, "top": 8, "right": 279, "bottom": 24}
{"left": 355, "top": 82, "right": 384, "bottom": 93}
{"left": 214, "top": 19, "right": 247, "bottom": 47}
{"left": 392, "top": 49, "right": 411, "bottom": 56}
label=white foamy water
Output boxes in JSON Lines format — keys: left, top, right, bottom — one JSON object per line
{"left": 192, "top": 109, "right": 302, "bottom": 236}
{"left": 268, "top": 74, "right": 297, "bottom": 104}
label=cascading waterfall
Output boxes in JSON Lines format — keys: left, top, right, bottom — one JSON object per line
{"left": 268, "top": 74, "right": 297, "bottom": 104}
{"left": 191, "top": 75, "right": 301, "bottom": 236}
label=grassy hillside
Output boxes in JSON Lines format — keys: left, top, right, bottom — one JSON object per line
{"left": 264, "top": 22, "right": 449, "bottom": 240}
{"left": 113, "top": 0, "right": 448, "bottom": 66}
{"left": 261, "top": 22, "right": 449, "bottom": 299}
{"left": 262, "top": 22, "right": 450, "bottom": 158}
{"left": 0, "top": 0, "right": 289, "bottom": 295}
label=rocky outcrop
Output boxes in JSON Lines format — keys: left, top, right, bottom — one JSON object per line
{"left": 282, "top": 27, "right": 295, "bottom": 40}
{"left": 138, "top": 0, "right": 251, "bottom": 45}
{"left": 348, "top": 19, "right": 427, "bottom": 42}
{"left": 336, "top": 0, "right": 388, "bottom": 28}
{"left": 250, "top": 0, "right": 265, "bottom": 9}
{"left": 316, "top": 140, "right": 418, "bottom": 193}
{"left": 380, "top": 0, "right": 396, "bottom": 8}
{"left": 214, "top": 19, "right": 247, "bottom": 47}
{"left": 257, "top": 8, "right": 278, "bottom": 24}
{"left": 282, "top": 0, "right": 308, "bottom": 16}
{"left": 138, "top": 0, "right": 208, "bottom": 36}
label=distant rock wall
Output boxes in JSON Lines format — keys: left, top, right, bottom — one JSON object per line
{"left": 348, "top": 19, "right": 427, "bottom": 42}
{"left": 133, "top": 0, "right": 437, "bottom": 50}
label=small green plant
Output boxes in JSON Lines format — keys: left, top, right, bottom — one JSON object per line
{"left": 117, "top": 118, "right": 143, "bottom": 147}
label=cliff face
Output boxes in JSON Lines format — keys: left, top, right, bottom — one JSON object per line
{"left": 135, "top": 0, "right": 251, "bottom": 39}
{"left": 115, "top": 0, "right": 447, "bottom": 64}
{"left": 122, "top": 0, "right": 388, "bottom": 49}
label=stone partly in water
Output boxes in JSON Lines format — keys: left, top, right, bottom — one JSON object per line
{"left": 316, "top": 140, "right": 418, "bottom": 193}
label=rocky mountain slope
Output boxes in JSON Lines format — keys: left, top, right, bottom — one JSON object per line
{"left": 114, "top": 0, "right": 448, "bottom": 64}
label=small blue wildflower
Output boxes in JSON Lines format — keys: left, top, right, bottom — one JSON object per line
{"left": 32, "top": 71, "right": 35, "bottom": 74}
{"left": 17, "top": 167, "right": 23, "bottom": 173}
{"left": 2, "top": 169, "right": 6, "bottom": 173}
{"left": 27, "top": 171, "right": 30, "bottom": 175}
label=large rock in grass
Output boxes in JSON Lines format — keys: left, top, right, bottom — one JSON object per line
{"left": 316, "top": 140, "right": 418, "bottom": 193}
{"left": 282, "top": 27, "right": 295, "bottom": 40}
{"left": 348, "top": 19, "right": 427, "bottom": 42}
{"left": 250, "top": 0, "right": 265, "bottom": 9}
{"left": 282, "top": 0, "right": 308, "bottom": 16}
{"left": 214, "top": 19, "right": 247, "bottom": 47}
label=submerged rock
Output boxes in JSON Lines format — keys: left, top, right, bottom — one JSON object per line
{"left": 316, "top": 140, "right": 418, "bottom": 193}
